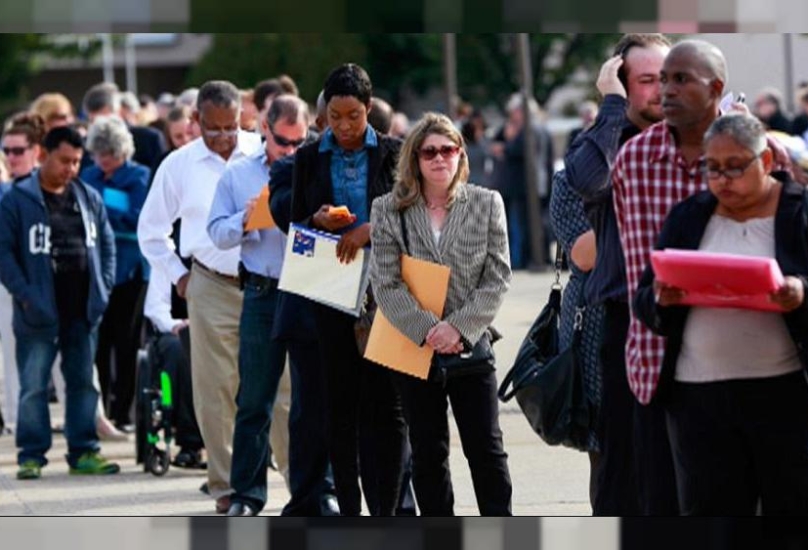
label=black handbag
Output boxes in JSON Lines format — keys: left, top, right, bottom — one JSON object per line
{"left": 497, "top": 246, "right": 593, "bottom": 451}
{"left": 430, "top": 327, "right": 501, "bottom": 386}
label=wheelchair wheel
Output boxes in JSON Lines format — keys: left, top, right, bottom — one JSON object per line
{"left": 135, "top": 349, "right": 152, "bottom": 465}
{"left": 147, "top": 448, "right": 170, "bottom": 476}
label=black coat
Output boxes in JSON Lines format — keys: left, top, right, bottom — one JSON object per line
{"left": 129, "top": 124, "right": 167, "bottom": 173}
{"left": 268, "top": 154, "right": 316, "bottom": 342}
{"left": 633, "top": 176, "right": 808, "bottom": 402}
{"left": 290, "top": 130, "right": 401, "bottom": 226}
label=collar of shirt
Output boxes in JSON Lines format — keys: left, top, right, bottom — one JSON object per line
{"left": 318, "top": 126, "right": 378, "bottom": 154}
{"left": 188, "top": 131, "right": 259, "bottom": 163}
{"left": 648, "top": 121, "right": 694, "bottom": 165}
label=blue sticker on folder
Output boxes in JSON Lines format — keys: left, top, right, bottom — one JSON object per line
{"left": 292, "top": 230, "right": 315, "bottom": 257}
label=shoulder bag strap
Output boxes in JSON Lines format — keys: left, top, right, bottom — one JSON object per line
{"left": 399, "top": 209, "right": 411, "bottom": 256}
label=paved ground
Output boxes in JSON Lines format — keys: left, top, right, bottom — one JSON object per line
{"left": 0, "top": 270, "right": 593, "bottom": 515}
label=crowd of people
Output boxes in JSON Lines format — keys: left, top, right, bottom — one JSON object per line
{"left": 1, "top": 33, "right": 808, "bottom": 517}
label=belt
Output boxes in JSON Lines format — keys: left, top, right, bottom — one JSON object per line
{"left": 242, "top": 270, "right": 279, "bottom": 289}
{"left": 192, "top": 258, "right": 240, "bottom": 286}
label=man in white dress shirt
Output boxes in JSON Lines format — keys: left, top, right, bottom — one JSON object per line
{"left": 138, "top": 80, "right": 261, "bottom": 513}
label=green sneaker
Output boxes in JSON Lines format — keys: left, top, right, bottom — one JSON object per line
{"left": 69, "top": 452, "right": 120, "bottom": 475}
{"left": 17, "top": 460, "right": 42, "bottom": 480}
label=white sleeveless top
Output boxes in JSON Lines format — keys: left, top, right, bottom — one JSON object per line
{"left": 675, "top": 214, "right": 802, "bottom": 383}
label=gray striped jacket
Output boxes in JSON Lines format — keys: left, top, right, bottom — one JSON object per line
{"left": 369, "top": 183, "right": 511, "bottom": 348}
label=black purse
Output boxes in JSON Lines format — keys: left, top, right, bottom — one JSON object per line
{"left": 497, "top": 246, "right": 593, "bottom": 451}
{"left": 398, "top": 210, "right": 500, "bottom": 386}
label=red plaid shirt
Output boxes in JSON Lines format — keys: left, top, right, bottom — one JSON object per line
{"left": 613, "top": 121, "right": 703, "bottom": 404}
{"left": 613, "top": 121, "right": 791, "bottom": 404}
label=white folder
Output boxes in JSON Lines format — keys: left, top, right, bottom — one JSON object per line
{"left": 278, "top": 223, "right": 370, "bottom": 317}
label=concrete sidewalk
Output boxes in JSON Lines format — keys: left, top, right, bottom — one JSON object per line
{"left": 0, "top": 270, "right": 592, "bottom": 515}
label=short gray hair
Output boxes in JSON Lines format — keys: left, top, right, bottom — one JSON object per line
{"left": 86, "top": 115, "right": 135, "bottom": 160}
{"left": 703, "top": 113, "right": 767, "bottom": 155}
{"left": 197, "top": 81, "right": 240, "bottom": 111}
{"left": 83, "top": 82, "right": 121, "bottom": 115}
{"left": 119, "top": 91, "right": 140, "bottom": 114}
{"left": 267, "top": 94, "right": 309, "bottom": 129}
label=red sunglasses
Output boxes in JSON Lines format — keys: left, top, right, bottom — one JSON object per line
{"left": 418, "top": 144, "right": 461, "bottom": 161}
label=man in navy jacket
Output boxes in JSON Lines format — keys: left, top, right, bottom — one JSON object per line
{"left": 0, "top": 126, "right": 118, "bottom": 480}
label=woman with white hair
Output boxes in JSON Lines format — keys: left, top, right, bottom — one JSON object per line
{"left": 634, "top": 114, "right": 808, "bottom": 514}
{"left": 81, "top": 115, "right": 151, "bottom": 432}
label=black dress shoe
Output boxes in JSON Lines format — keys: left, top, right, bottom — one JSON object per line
{"left": 227, "top": 502, "right": 258, "bottom": 516}
{"left": 172, "top": 449, "right": 207, "bottom": 469}
{"left": 319, "top": 495, "right": 341, "bottom": 516}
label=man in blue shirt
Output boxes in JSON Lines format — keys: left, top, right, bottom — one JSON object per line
{"left": 207, "top": 94, "right": 311, "bottom": 516}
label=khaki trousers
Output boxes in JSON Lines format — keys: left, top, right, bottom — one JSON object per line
{"left": 186, "top": 263, "right": 242, "bottom": 499}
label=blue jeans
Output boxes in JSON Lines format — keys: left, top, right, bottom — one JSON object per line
{"left": 16, "top": 319, "right": 99, "bottom": 467}
{"left": 230, "top": 280, "right": 286, "bottom": 510}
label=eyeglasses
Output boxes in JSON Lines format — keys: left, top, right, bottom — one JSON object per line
{"left": 2, "top": 146, "right": 29, "bottom": 157}
{"left": 201, "top": 128, "right": 239, "bottom": 139}
{"left": 270, "top": 129, "right": 306, "bottom": 148}
{"left": 417, "top": 145, "right": 461, "bottom": 161}
{"left": 702, "top": 153, "right": 762, "bottom": 180}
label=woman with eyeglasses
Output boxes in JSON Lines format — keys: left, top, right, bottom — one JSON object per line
{"left": 0, "top": 113, "right": 45, "bottom": 433}
{"left": 634, "top": 113, "right": 808, "bottom": 515}
{"left": 1, "top": 112, "right": 45, "bottom": 180}
{"left": 370, "top": 112, "right": 513, "bottom": 516}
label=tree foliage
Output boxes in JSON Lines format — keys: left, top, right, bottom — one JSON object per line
{"left": 190, "top": 33, "right": 620, "bottom": 111}
{"left": 0, "top": 34, "right": 102, "bottom": 114}
{"left": 187, "top": 34, "right": 368, "bottom": 101}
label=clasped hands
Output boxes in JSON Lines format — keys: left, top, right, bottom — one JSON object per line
{"left": 426, "top": 321, "right": 464, "bottom": 355}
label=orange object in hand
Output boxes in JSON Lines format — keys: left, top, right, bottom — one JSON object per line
{"left": 329, "top": 205, "right": 353, "bottom": 219}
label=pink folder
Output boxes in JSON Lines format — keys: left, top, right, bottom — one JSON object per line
{"left": 650, "top": 249, "right": 786, "bottom": 312}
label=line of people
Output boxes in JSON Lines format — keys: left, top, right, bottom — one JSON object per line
{"left": 554, "top": 34, "right": 808, "bottom": 515}
{"left": 0, "top": 63, "right": 515, "bottom": 516}
{"left": 4, "top": 35, "right": 806, "bottom": 516}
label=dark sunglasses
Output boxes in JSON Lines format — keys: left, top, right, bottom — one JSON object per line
{"left": 418, "top": 144, "right": 461, "bottom": 161}
{"left": 270, "top": 130, "right": 306, "bottom": 148}
{"left": 2, "top": 146, "right": 29, "bottom": 157}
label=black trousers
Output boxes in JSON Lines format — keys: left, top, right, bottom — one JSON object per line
{"left": 395, "top": 370, "right": 512, "bottom": 516}
{"left": 96, "top": 278, "right": 145, "bottom": 425}
{"left": 152, "top": 329, "right": 203, "bottom": 451}
{"left": 666, "top": 371, "right": 808, "bottom": 515}
{"left": 314, "top": 304, "right": 407, "bottom": 516}
{"left": 633, "top": 394, "right": 679, "bottom": 515}
{"left": 591, "top": 300, "right": 639, "bottom": 515}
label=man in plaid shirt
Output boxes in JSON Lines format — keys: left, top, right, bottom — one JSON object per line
{"left": 613, "top": 39, "right": 729, "bottom": 516}
{"left": 613, "top": 40, "right": 791, "bottom": 512}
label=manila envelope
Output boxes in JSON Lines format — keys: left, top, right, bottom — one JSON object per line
{"left": 365, "top": 255, "right": 450, "bottom": 379}
{"left": 245, "top": 186, "right": 276, "bottom": 231}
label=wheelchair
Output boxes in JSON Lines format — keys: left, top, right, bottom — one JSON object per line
{"left": 135, "top": 327, "right": 176, "bottom": 476}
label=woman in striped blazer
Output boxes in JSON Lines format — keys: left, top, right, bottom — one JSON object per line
{"left": 370, "top": 113, "right": 513, "bottom": 516}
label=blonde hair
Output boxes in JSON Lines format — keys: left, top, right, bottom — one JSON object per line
{"left": 394, "top": 112, "right": 469, "bottom": 210}
{"left": 30, "top": 93, "right": 74, "bottom": 127}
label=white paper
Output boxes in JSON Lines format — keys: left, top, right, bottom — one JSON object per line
{"left": 278, "top": 223, "right": 370, "bottom": 317}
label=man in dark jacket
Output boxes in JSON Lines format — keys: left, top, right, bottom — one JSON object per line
{"left": 0, "top": 126, "right": 118, "bottom": 480}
